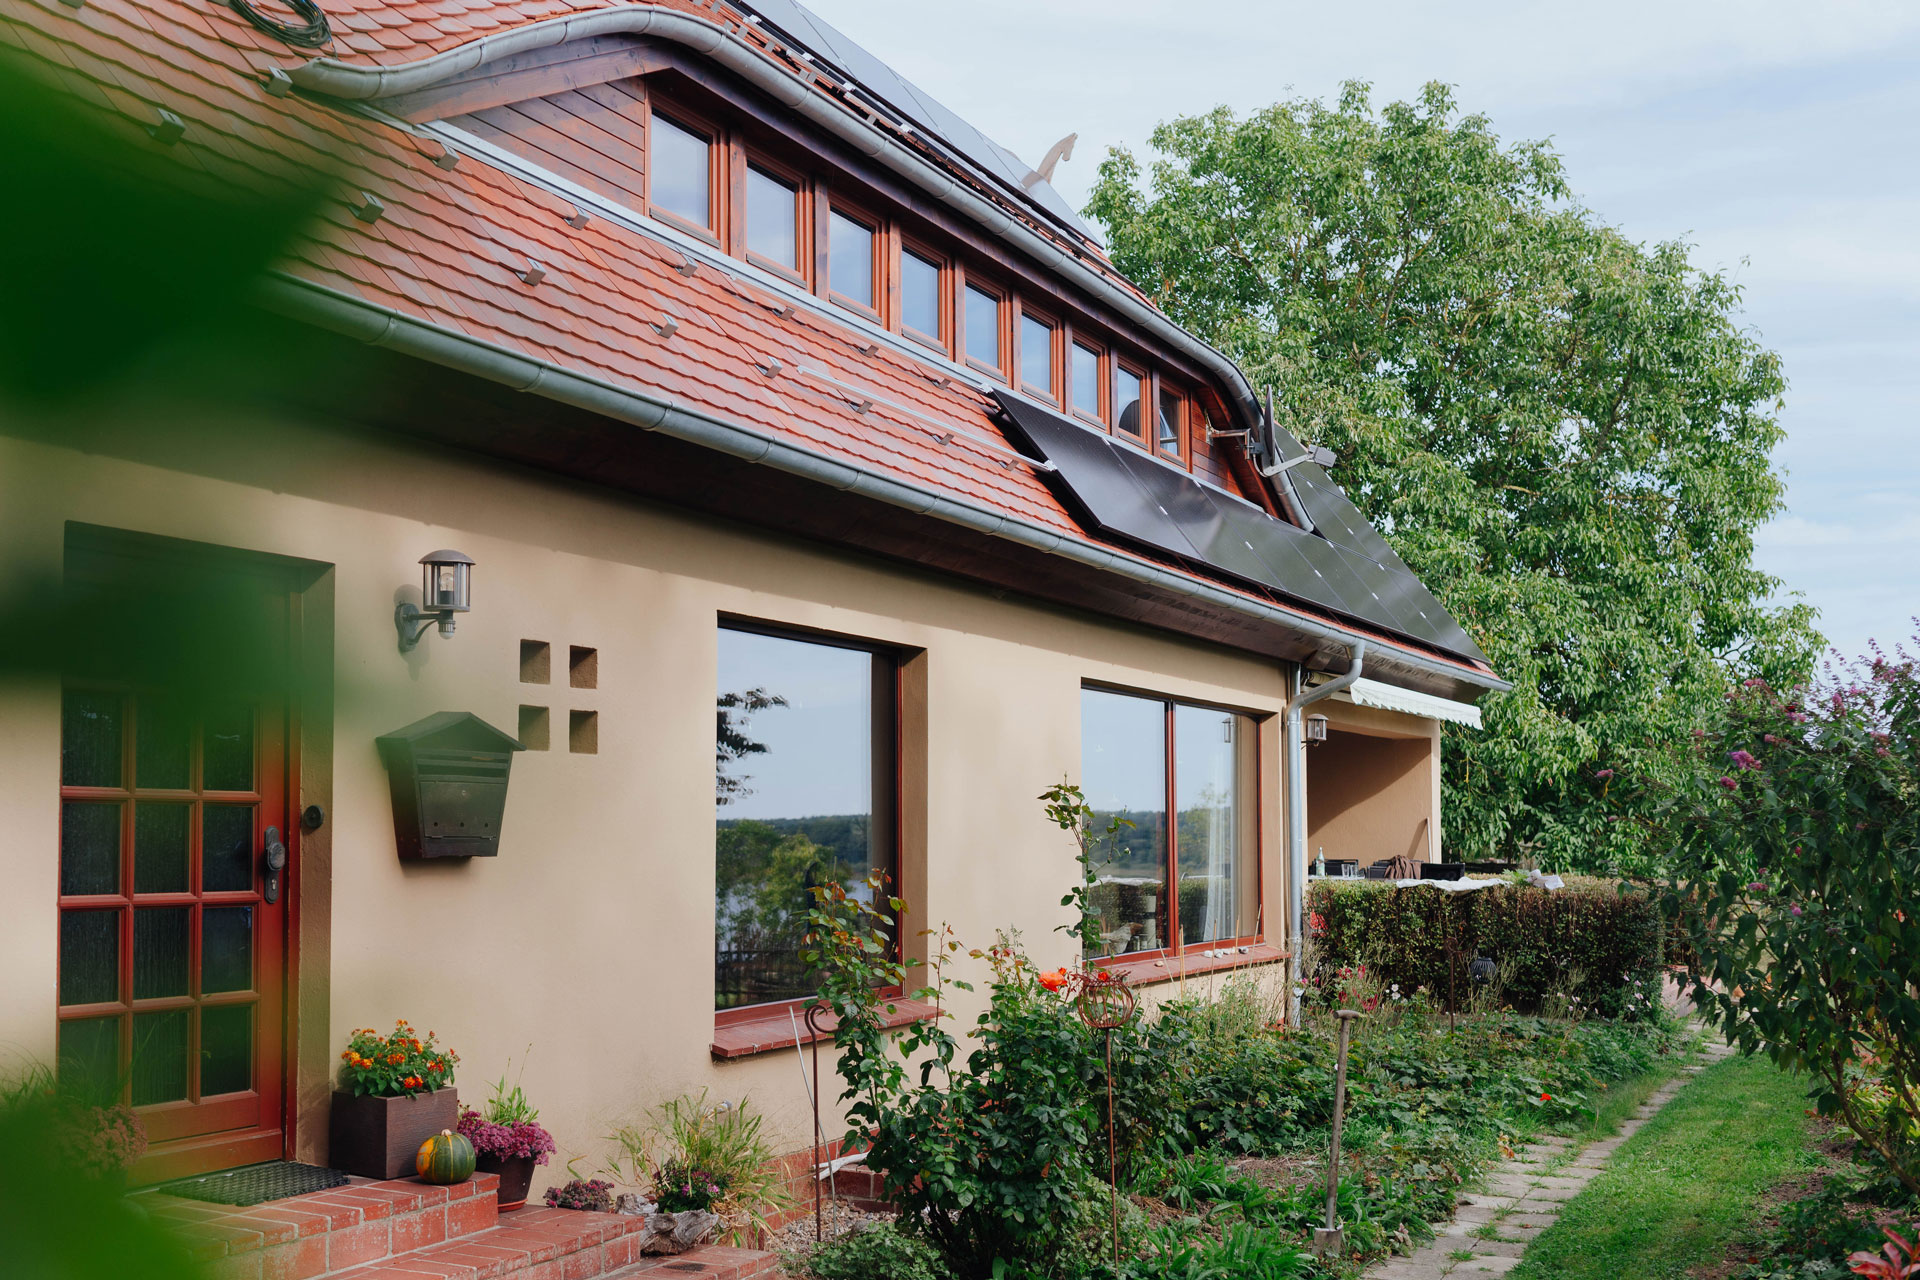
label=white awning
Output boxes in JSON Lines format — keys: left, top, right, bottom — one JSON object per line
{"left": 1339, "top": 677, "right": 1484, "bottom": 728}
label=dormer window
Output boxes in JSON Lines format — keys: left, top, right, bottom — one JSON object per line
{"left": 963, "top": 280, "right": 1004, "bottom": 378}
{"left": 1157, "top": 387, "right": 1183, "bottom": 458}
{"left": 1070, "top": 341, "right": 1102, "bottom": 422}
{"left": 828, "top": 207, "right": 878, "bottom": 312}
{"left": 1113, "top": 363, "right": 1145, "bottom": 441}
{"left": 744, "top": 162, "right": 802, "bottom": 275}
{"left": 901, "top": 244, "right": 944, "bottom": 347}
{"left": 1020, "top": 311, "right": 1056, "bottom": 400}
{"left": 649, "top": 111, "right": 713, "bottom": 232}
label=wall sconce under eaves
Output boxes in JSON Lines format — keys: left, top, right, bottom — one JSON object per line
{"left": 1305, "top": 713, "right": 1330, "bottom": 745}
{"left": 395, "top": 549, "right": 474, "bottom": 653}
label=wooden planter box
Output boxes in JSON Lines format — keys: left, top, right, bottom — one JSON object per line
{"left": 329, "top": 1087, "right": 459, "bottom": 1180}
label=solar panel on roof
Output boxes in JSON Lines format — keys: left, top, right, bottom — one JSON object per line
{"left": 991, "top": 390, "right": 1487, "bottom": 664}
{"left": 732, "top": 0, "right": 1100, "bottom": 248}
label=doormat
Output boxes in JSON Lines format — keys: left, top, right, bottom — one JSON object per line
{"left": 157, "top": 1160, "right": 349, "bottom": 1207}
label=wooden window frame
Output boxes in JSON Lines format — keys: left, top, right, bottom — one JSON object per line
{"left": 712, "top": 619, "right": 905, "bottom": 1023}
{"left": 1112, "top": 356, "right": 1149, "bottom": 446}
{"left": 957, "top": 269, "right": 1008, "bottom": 382}
{"left": 821, "top": 190, "right": 884, "bottom": 321}
{"left": 897, "top": 236, "right": 949, "bottom": 354}
{"left": 643, "top": 99, "right": 725, "bottom": 246}
{"left": 735, "top": 148, "right": 810, "bottom": 286}
{"left": 1081, "top": 684, "right": 1267, "bottom": 966}
{"left": 1016, "top": 302, "right": 1060, "bottom": 404}
{"left": 1068, "top": 332, "right": 1106, "bottom": 426}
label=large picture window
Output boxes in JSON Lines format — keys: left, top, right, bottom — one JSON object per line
{"left": 1080, "top": 687, "right": 1258, "bottom": 958}
{"left": 715, "top": 625, "right": 896, "bottom": 1010}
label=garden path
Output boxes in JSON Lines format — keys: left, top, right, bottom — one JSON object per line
{"left": 1365, "top": 1024, "right": 1735, "bottom": 1280}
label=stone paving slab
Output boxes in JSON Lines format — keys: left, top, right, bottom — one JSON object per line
{"left": 1358, "top": 1018, "right": 1718, "bottom": 1278}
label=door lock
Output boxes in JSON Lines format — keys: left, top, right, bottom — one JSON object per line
{"left": 262, "top": 825, "right": 288, "bottom": 905}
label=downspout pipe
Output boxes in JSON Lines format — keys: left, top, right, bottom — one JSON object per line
{"left": 1286, "top": 640, "right": 1365, "bottom": 1023}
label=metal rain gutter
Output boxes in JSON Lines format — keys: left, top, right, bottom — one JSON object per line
{"left": 257, "top": 272, "right": 1505, "bottom": 698}
{"left": 1285, "top": 642, "right": 1366, "bottom": 1024}
{"left": 284, "top": 6, "right": 1274, "bottom": 440}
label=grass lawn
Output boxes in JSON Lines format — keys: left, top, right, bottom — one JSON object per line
{"left": 1508, "top": 1053, "right": 1818, "bottom": 1280}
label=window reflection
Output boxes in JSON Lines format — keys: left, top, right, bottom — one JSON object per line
{"left": 1021, "top": 314, "right": 1054, "bottom": 394}
{"left": 1175, "top": 704, "right": 1256, "bottom": 944}
{"left": 902, "top": 249, "right": 941, "bottom": 339}
{"left": 1080, "top": 689, "right": 1168, "bottom": 956}
{"left": 746, "top": 166, "right": 799, "bottom": 269}
{"left": 651, "top": 114, "right": 711, "bottom": 227}
{"left": 1114, "top": 365, "right": 1144, "bottom": 437}
{"left": 1072, "top": 342, "right": 1101, "bottom": 419}
{"left": 830, "top": 211, "right": 875, "bottom": 307}
{"left": 964, "top": 283, "right": 1000, "bottom": 369}
{"left": 716, "top": 628, "right": 887, "bottom": 1009}
{"left": 1158, "top": 388, "right": 1182, "bottom": 457}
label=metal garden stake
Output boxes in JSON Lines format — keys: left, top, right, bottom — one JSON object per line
{"left": 804, "top": 1001, "right": 832, "bottom": 1243}
{"left": 1076, "top": 975, "right": 1137, "bottom": 1270}
{"left": 1315, "top": 1008, "right": 1363, "bottom": 1260}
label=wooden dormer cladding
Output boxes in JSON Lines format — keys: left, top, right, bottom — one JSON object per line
{"left": 429, "top": 43, "right": 1273, "bottom": 510}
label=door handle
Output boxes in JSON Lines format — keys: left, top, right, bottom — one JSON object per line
{"left": 262, "top": 826, "right": 288, "bottom": 905}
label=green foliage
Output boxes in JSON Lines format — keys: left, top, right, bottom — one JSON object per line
{"left": 603, "top": 1089, "right": 792, "bottom": 1246}
{"left": 1118, "top": 1223, "right": 1312, "bottom": 1279}
{"left": 1654, "top": 646, "right": 1920, "bottom": 1200}
{"left": 1086, "top": 81, "right": 1820, "bottom": 875}
{"left": 800, "top": 1222, "right": 956, "bottom": 1280}
{"left": 1042, "top": 781, "right": 1135, "bottom": 962}
{"left": 1308, "top": 879, "right": 1666, "bottom": 1018}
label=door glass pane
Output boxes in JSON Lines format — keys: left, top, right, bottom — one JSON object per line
{"left": 650, "top": 113, "right": 710, "bottom": 227}
{"left": 200, "top": 1004, "right": 252, "bottom": 1096}
{"left": 1175, "top": 705, "right": 1254, "bottom": 944}
{"left": 1158, "top": 388, "right": 1182, "bottom": 456}
{"left": 202, "top": 805, "right": 255, "bottom": 894}
{"left": 202, "top": 702, "right": 253, "bottom": 791}
{"left": 1080, "top": 689, "right": 1169, "bottom": 956}
{"left": 1113, "top": 366, "right": 1144, "bottom": 437}
{"left": 58, "top": 1017, "right": 120, "bottom": 1105}
{"left": 1072, "top": 343, "right": 1100, "bottom": 418}
{"left": 201, "top": 906, "right": 252, "bottom": 994}
{"left": 829, "top": 210, "right": 874, "bottom": 306}
{"left": 135, "top": 694, "right": 192, "bottom": 789}
{"left": 62, "top": 689, "right": 122, "bottom": 788}
{"left": 133, "top": 907, "right": 190, "bottom": 999}
{"left": 964, "top": 283, "right": 1000, "bottom": 368}
{"left": 1021, "top": 315, "right": 1054, "bottom": 394}
{"left": 746, "top": 166, "right": 798, "bottom": 269}
{"left": 902, "top": 249, "right": 940, "bottom": 338}
{"left": 715, "top": 629, "right": 880, "bottom": 1009}
{"left": 60, "top": 909, "right": 120, "bottom": 1005}
{"left": 61, "top": 802, "right": 121, "bottom": 896}
{"left": 131, "top": 1009, "right": 189, "bottom": 1106}
{"left": 133, "top": 802, "right": 190, "bottom": 895}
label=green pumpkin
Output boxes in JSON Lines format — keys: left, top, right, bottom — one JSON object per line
{"left": 415, "top": 1128, "right": 475, "bottom": 1184}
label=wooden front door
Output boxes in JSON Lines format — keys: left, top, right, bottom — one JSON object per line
{"left": 57, "top": 538, "right": 297, "bottom": 1180}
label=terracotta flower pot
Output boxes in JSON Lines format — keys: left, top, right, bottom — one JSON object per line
{"left": 474, "top": 1154, "right": 536, "bottom": 1210}
{"left": 329, "top": 1087, "right": 459, "bottom": 1180}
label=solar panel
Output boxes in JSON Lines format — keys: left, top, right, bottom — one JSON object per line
{"left": 732, "top": 0, "right": 1100, "bottom": 247}
{"left": 992, "top": 391, "right": 1487, "bottom": 663}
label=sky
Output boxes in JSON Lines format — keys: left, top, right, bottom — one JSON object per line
{"left": 802, "top": 0, "right": 1920, "bottom": 664}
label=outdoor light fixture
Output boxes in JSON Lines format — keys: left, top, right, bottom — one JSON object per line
{"left": 1305, "top": 713, "right": 1330, "bottom": 744}
{"left": 395, "top": 550, "right": 474, "bottom": 653}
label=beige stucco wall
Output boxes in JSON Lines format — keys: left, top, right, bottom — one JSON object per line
{"left": 0, "top": 403, "right": 1330, "bottom": 1194}
{"left": 1305, "top": 701, "right": 1442, "bottom": 867}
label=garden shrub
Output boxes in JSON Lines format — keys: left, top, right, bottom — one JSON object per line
{"left": 1307, "top": 877, "right": 1665, "bottom": 1017}
{"left": 800, "top": 1222, "right": 954, "bottom": 1280}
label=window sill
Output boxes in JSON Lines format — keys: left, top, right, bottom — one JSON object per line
{"left": 710, "top": 996, "right": 941, "bottom": 1061}
{"left": 1098, "top": 942, "right": 1289, "bottom": 989}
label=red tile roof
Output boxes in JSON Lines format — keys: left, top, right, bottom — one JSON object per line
{"left": 1, "top": 0, "right": 1496, "bottom": 683}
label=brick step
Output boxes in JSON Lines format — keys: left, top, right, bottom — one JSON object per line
{"left": 142, "top": 1171, "right": 502, "bottom": 1279}
{"left": 330, "top": 1208, "right": 784, "bottom": 1280}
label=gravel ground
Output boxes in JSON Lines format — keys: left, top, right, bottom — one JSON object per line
{"left": 771, "top": 1197, "right": 890, "bottom": 1263}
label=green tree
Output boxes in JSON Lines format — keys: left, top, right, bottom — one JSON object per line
{"left": 1086, "top": 82, "right": 1820, "bottom": 872}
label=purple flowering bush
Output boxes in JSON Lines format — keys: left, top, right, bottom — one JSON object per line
{"left": 543, "top": 1177, "right": 614, "bottom": 1211}
{"left": 1653, "top": 640, "right": 1920, "bottom": 1198}
{"left": 651, "top": 1157, "right": 730, "bottom": 1213}
{"left": 455, "top": 1107, "right": 555, "bottom": 1164}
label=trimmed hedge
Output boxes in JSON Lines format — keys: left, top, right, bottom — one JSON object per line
{"left": 1307, "top": 876, "right": 1665, "bottom": 1019}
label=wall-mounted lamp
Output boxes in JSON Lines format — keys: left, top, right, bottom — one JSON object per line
{"left": 1305, "top": 713, "right": 1330, "bottom": 745}
{"left": 395, "top": 549, "right": 474, "bottom": 653}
